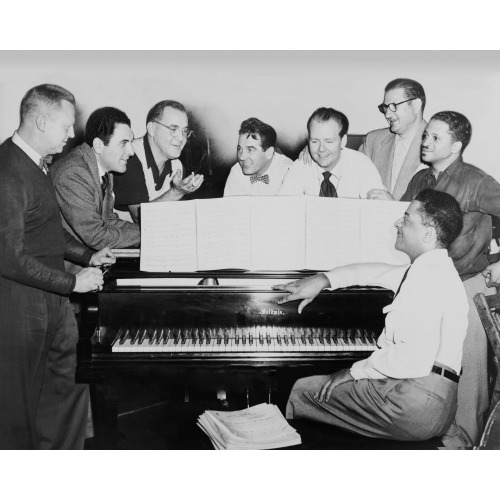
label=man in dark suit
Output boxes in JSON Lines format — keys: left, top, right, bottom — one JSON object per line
{"left": 362, "top": 78, "right": 428, "bottom": 200}
{"left": 50, "top": 106, "right": 140, "bottom": 273}
{"left": 0, "top": 84, "right": 115, "bottom": 449}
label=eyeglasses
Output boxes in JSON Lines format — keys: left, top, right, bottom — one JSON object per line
{"left": 154, "top": 120, "right": 193, "bottom": 139}
{"left": 378, "top": 98, "right": 416, "bottom": 114}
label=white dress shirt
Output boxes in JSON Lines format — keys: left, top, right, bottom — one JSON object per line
{"left": 279, "top": 147, "right": 385, "bottom": 198}
{"left": 223, "top": 152, "right": 293, "bottom": 196}
{"left": 324, "top": 249, "right": 468, "bottom": 379}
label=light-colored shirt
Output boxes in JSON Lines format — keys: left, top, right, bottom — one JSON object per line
{"left": 390, "top": 134, "right": 413, "bottom": 192}
{"left": 324, "top": 249, "right": 468, "bottom": 380}
{"left": 12, "top": 131, "right": 42, "bottom": 169}
{"left": 279, "top": 147, "right": 385, "bottom": 198}
{"left": 223, "top": 152, "right": 293, "bottom": 196}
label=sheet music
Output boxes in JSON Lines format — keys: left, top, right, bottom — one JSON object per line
{"left": 196, "top": 197, "right": 251, "bottom": 270}
{"left": 140, "top": 201, "right": 197, "bottom": 272}
{"left": 358, "top": 199, "right": 411, "bottom": 265}
{"left": 250, "top": 196, "right": 306, "bottom": 271}
{"left": 138, "top": 196, "right": 410, "bottom": 272}
{"left": 305, "top": 197, "right": 361, "bottom": 270}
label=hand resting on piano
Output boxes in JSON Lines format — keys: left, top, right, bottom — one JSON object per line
{"left": 273, "top": 273, "right": 331, "bottom": 314}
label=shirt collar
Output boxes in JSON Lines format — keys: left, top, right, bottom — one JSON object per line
{"left": 315, "top": 150, "right": 344, "bottom": 181}
{"left": 12, "top": 131, "right": 42, "bottom": 166}
{"left": 143, "top": 134, "right": 173, "bottom": 190}
{"left": 95, "top": 156, "right": 106, "bottom": 180}
{"left": 412, "top": 248, "right": 449, "bottom": 268}
{"left": 437, "top": 156, "right": 463, "bottom": 178}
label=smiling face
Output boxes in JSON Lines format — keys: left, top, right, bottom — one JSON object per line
{"left": 382, "top": 87, "right": 420, "bottom": 137}
{"left": 237, "top": 133, "right": 273, "bottom": 176}
{"left": 308, "top": 119, "right": 346, "bottom": 171}
{"left": 421, "top": 119, "right": 460, "bottom": 168}
{"left": 43, "top": 100, "right": 75, "bottom": 154}
{"left": 96, "top": 123, "right": 134, "bottom": 174}
{"left": 394, "top": 200, "right": 429, "bottom": 262}
{"left": 150, "top": 107, "right": 188, "bottom": 161}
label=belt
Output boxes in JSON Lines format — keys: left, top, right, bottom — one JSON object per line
{"left": 431, "top": 365, "right": 460, "bottom": 383}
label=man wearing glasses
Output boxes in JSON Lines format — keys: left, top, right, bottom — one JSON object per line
{"left": 361, "top": 78, "right": 428, "bottom": 200}
{"left": 114, "top": 100, "right": 204, "bottom": 223}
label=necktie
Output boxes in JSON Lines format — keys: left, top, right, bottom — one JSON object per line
{"left": 393, "top": 266, "right": 411, "bottom": 299}
{"left": 319, "top": 171, "right": 337, "bottom": 198}
{"left": 101, "top": 173, "right": 110, "bottom": 198}
{"left": 39, "top": 155, "right": 53, "bottom": 175}
{"left": 250, "top": 174, "right": 270, "bottom": 184}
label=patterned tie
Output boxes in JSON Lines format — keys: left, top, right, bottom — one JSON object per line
{"left": 101, "top": 173, "right": 110, "bottom": 198}
{"left": 250, "top": 174, "right": 270, "bottom": 184}
{"left": 319, "top": 171, "right": 337, "bottom": 198}
{"left": 38, "top": 155, "right": 53, "bottom": 175}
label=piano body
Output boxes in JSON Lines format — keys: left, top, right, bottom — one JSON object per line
{"left": 78, "top": 258, "right": 393, "bottom": 448}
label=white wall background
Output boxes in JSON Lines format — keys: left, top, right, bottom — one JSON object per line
{"left": 1, "top": 50, "right": 499, "bottom": 179}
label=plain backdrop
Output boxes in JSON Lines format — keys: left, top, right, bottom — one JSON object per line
{"left": 1, "top": 50, "right": 499, "bottom": 180}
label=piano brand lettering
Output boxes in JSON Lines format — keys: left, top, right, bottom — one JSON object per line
{"left": 258, "top": 309, "right": 285, "bottom": 316}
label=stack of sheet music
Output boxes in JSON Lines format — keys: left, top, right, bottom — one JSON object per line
{"left": 197, "top": 403, "right": 301, "bottom": 450}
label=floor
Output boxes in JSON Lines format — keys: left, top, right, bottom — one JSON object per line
{"left": 83, "top": 397, "right": 443, "bottom": 450}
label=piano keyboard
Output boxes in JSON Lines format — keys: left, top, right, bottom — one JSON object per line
{"left": 110, "top": 326, "right": 379, "bottom": 353}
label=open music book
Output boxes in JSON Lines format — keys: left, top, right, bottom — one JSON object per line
{"left": 197, "top": 403, "right": 301, "bottom": 450}
{"left": 140, "top": 196, "right": 410, "bottom": 272}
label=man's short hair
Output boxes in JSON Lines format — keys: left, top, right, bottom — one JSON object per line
{"left": 306, "top": 107, "right": 349, "bottom": 138}
{"left": 431, "top": 111, "right": 472, "bottom": 153}
{"left": 414, "top": 188, "right": 463, "bottom": 249}
{"left": 146, "top": 100, "right": 187, "bottom": 126}
{"left": 239, "top": 117, "right": 277, "bottom": 151}
{"left": 20, "top": 84, "right": 75, "bottom": 123}
{"left": 385, "top": 78, "right": 426, "bottom": 112}
{"left": 84, "top": 107, "right": 131, "bottom": 147}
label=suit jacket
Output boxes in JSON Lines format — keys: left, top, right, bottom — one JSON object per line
{"left": 50, "top": 143, "right": 140, "bottom": 271}
{"left": 359, "top": 120, "right": 428, "bottom": 200}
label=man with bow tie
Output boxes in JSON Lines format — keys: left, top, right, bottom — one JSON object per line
{"left": 223, "top": 117, "right": 293, "bottom": 196}
{"left": 0, "top": 84, "right": 115, "bottom": 449}
{"left": 50, "top": 106, "right": 140, "bottom": 274}
{"left": 280, "top": 107, "right": 385, "bottom": 198}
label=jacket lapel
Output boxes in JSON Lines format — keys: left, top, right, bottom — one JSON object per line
{"left": 392, "top": 120, "right": 428, "bottom": 200}
{"left": 377, "top": 132, "right": 396, "bottom": 191}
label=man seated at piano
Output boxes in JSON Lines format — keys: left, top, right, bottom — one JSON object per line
{"left": 279, "top": 107, "right": 386, "bottom": 198}
{"left": 50, "top": 107, "right": 141, "bottom": 273}
{"left": 223, "top": 117, "right": 293, "bottom": 196}
{"left": 113, "top": 100, "right": 204, "bottom": 222}
{"left": 274, "top": 188, "right": 468, "bottom": 442}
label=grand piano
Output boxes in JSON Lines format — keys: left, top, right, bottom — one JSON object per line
{"left": 78, "top": 257, "right": 393, "bottom": 448}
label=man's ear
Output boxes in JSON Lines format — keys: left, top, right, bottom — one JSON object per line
{"left": 412, "top": 98, "right": 423, "bottom": 114}
{"left": 341, "top": 134, "right": 348, "bottom": 149}
{"left": 265, "top": 146, "right": 275, "bottom": 159}
{"left": 423, "top": 225, "right": 437, "bottom": 244}
{"left": 146, "top": 121, "right": 156, "bottom": 137}
{"left": 35, "top": 114, "right": 47, "bottom": 133}
{"left": 451, "top": 141, "right": 462, "bottom": 155}
{"left": 93, "top": 137, "right": 104, "bottom": 154}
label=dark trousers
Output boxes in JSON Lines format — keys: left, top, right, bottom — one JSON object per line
{"left": 0, "top": 280, "right": 89, "bottom": 449}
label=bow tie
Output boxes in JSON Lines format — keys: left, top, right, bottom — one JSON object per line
{"left": 39, "top": 155, "right": 53, "bottom": 175}
{"left": 250, "top": 174, "right": 269, "bottom": 184}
